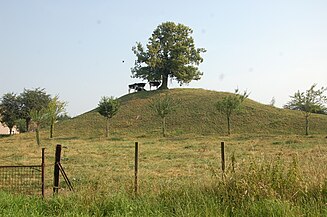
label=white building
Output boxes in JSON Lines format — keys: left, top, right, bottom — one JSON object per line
{"left": 0, "top": 123, "right": 19, "bottom": 135}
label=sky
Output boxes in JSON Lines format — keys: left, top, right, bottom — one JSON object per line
{"left": 1, "top": 0, "right": 326, "bottom": 116}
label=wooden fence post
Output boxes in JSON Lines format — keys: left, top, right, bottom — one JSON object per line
{"left": 41, "top": 148, "right": 45, "bottom": 198}
{"left": 221, "top": 142, "right": 225, "bottom": 175}
{"left": 134, "top": 142, "right": 139, "bottom": 195}
{"left": 53, "top": 144, "right": 62, "bottom": 195}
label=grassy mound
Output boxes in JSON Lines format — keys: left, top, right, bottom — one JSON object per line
{"left": 55, "top": 88, "right": 327, "bottom": 138}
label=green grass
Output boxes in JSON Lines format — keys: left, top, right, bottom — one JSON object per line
{"left": 1, "top": 88, "right": 327, "bottom": 216}
{"left": 54, "top": 88, "right": 327, "bottom": 138}
{"left": 1, "top": 134, "right": 327, "bottom": 216}
{"left": 1, "top": 156, "right": 327, "bottom": 216}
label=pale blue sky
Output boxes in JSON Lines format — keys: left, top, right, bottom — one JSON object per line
{"left": 1, "top": 0, "right": 326, "bottom": 116}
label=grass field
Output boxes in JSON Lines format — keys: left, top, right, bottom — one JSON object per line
{"left": 1, "top": 133, "right": 327, "bottom": 216}
{"left": 1, "top": 89, "right": 327, "bottom": 216}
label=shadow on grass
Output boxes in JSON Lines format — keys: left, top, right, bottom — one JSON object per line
{"left": 53, "top": 136, "right": 80, "bottom": 141}
{"left": 0, "top": 134, "right": 11, "bottom": 138}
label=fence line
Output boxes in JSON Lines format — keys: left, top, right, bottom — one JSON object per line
{"left": 0, "top": 148, "right": 45, "bottom": 196}
{"left": 0, "top": 165, "right": 42, "bottom": 194}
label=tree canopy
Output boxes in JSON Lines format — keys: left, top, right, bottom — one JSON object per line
{"left": 30, "top": 108, "right": 49, "bottom": 146}
{"left": 132, "top": 21, "right": 206, "bottom": 89}
{"left": 48, "top": 95, "right": 67, "bottom": 138}
{"left": 0, "top": 93, "right": 20, "bottom": 134}
{"left": 284, "top": 84, "right": 327, "bottom": 135}
{"left": 0, "top": 88, "right": 66, "bottom": 138}
{"left": 149, "top": 94, "right": 175, "bottom": 137}
{"left": 216, "top": 89, "right": 249, "bottom": 135}
{"left": 97, "top": 96, "right": 120, "bottom": 137}
{"left": 18, "top": 88, "right": 51, "bottom": 131}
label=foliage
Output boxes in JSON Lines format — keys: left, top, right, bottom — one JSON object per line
{"left": 131, "top": 21, "right": 206, "bottom": 89}
{"left": 47, "top": 95, "right": 67, "bottom": 138}
{"left": 15, "top": 119, "right": 27, "bottom": 133}
{"left": 0, "top": 93, "right": 20, "bottom": 134}
{"left": 149, "top": 94, "right": 175, "bottom": 137}
{"left": 97, "top": 96, "right": 120, "bottom": 137}
{"left": 18, "top": 88, "right": 51, "bottom": 132}
{"left": 284, "top": 84, "right": 327, "bottom": 135}
{"left": 30, "top": 108, "right": 49, "bottom": 146}
{"left": 216, "top": 89, "right": 249, "bottom": 135}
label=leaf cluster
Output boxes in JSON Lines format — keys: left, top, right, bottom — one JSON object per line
{"left": 149, "top": 94, "right": 175, "bottom": 119}
{"left": 18, "top": 88, "right": 51, "bottom": 119}
{"left": 30, "top": 108, "right": 49, "bottom": 126}
{"left": 97, "top": 96, "right": 120, "bottom": 119}
{"left": 48, "top": 95, "right": 67, "bottom": 122}
{"left": 131, "top": 22, "right": 206, "bottom": 85}
{"left": 0, "top": 93, "right": 20, "bottom": 129}
{"left": 216, "top": 89, "right": 249, "bottom": 117}
{"left": 284, "top": 84, "right": 327, "bottom": 115}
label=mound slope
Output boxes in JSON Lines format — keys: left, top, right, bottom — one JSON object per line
{"left": 56, "top": 88, "right": 327, "bottom": 138}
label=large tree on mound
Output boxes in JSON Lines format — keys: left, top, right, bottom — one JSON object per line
{"left": 131, "top": 22, "right": 206, "bottom": 90}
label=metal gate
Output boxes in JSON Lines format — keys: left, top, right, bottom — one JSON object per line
{"left": 0, "top": 148, "right": 45, "bottom": 197}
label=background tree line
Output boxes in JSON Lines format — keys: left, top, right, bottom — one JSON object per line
{"left": 0, "top": 88, "right": 68, "bottom": 145}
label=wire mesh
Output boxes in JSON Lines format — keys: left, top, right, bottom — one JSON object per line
{"left": 0, "top": 165, "right": 42, "bottom": 195}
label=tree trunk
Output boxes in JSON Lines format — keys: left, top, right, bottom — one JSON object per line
{"left": 26, "top": 118, "right": 30, "bottom": 132}
{"left": 9, "top": 127, "right": 12, "bottom": 135}
{"left": 36, "top": 125, "right": 40, "bottom": 146}
{"left": 159, "top": 74, "right": 169, "bottom": 90}
{"left": 106, "top": 118, "right": 109, "bottom": 138}
{"left": 305, "top": 114, "right": 309, "bottom": 135}
{"left": 227, "top": 116, "right": 231, "bottom": 135}
{"left": 162, "top": 117, "right": 166, "bottom": 137}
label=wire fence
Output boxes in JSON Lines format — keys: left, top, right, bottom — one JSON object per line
{"left": 0, "top": 165, "right": 42, "bottom": 195}
{"left": 0, "top": 148, "right": 45, "bottom": 196}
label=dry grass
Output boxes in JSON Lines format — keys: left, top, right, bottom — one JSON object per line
{"left": 1, "top": 132, "right": 327, "bottom": 197}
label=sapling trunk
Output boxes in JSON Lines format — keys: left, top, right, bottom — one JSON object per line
{"left": 36, "top": 126, "right": 41, "bottom": 146}
{"left": 26, "top": 118, "right": 30, "bottom": 132}
{"left": 227, "top": 116, "right": 231, "bottom": 135}
{"left": 106, "top": 118, "right": 110, "bottom": 138}
{"left": 162, "top": 117, "right": 166, "bottom": 137}
{"left": 305, "top": 114, "right": 309, "bottom": 135}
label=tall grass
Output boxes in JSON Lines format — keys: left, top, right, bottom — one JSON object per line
{"left": 1, "top": 156, "right": 327, "bottom": 216}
